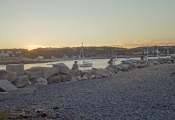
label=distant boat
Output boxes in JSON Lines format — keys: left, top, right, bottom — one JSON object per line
{"left": 121, "top": 48, "right": 130, "bottom": 62}
{"left": 145, "top": 44, "right": 170, "bottom": 60}
{"left": 78, "top": 43, "right": 93, "bottom": 67}
{"left": 79, "top": 61, "right": 93, "bottom": 67}
{"left": 121, "top": 57, "right": 130, "bottom": 62}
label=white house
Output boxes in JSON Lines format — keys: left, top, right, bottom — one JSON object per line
{"left": 0, "top": 51, "right": 9, "bottom": 57}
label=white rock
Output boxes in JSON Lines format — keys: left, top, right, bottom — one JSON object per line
{"left": 28, "top": 81, "right": 32, "bottom": 85}
{"left": 89, "top": 75, "right": 95, "bottom": 79}
{"left": 82, "top": 75, "right": 88, "bottom": 80}
{"left": 31, "top": 77, "right": 48, "bottom": 85}
{"left": 76, "top": 76, "right": 82, "bottom": 81}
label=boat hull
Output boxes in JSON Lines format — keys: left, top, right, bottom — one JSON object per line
{"left": 79, "top": 64, "right": 93, "bottom": 67}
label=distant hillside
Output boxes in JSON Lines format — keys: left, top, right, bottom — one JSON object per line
{"left": 0, "top": 46, "right": 175, "bottom": 59}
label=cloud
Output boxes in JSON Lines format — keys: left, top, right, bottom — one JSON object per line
{"left": 112, "top": 38, "right": 175, "bottom": 48}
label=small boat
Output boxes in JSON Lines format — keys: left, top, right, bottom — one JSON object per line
{"left": 121, "top": 57, "right": 130, "bottom": 63}
{"left": 145, "top": 44, "right": 171, "bottom": 60}
{"left": 79, "top": 61, "right": 93, "bottom": 67}
{"left": 121, "top": 48, "right": 130, "bottom": 63}
{"left": 78, "top": 43, "right": 93, "bottom": 67}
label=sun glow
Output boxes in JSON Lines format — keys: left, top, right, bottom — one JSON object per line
{"left": 26, "top": 45, "right": 49, "bottom": 50}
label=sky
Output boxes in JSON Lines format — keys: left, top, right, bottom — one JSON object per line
{"left": 0, "top": 0, "right": 175, "bottom": 50}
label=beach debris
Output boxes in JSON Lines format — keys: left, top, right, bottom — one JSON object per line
{"left": 2, "top": 105, "right": 52, "bottom": 119}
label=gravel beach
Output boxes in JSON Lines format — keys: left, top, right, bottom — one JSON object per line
{"left": 1, "top": 64, "right": 175, "bottom": 120}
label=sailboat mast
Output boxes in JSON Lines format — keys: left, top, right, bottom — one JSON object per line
{"left": 81, "top": 42, "right": 84, "bottom": 59}
{"left": 167, "top": 44, "right": 169, "bottom": 56}
{"left": 147, "top": 44, "right": 148, "bottom": 56}
{"left": 157, "top": 46, "right": 158, "bottom": 56}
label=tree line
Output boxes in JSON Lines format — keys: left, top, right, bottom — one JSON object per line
{"left": 0, "top": 46, "right": 175, "bottom": 59}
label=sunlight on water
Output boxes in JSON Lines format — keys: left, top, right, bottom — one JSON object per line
{"left": 0, "top": 58, "right": 140, "bottom": 70}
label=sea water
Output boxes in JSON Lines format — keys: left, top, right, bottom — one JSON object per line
{"left": 0, "top": 58, "right": 140, "bottom": 70}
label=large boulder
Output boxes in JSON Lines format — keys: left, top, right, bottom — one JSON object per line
{"left": 106, "top": 66, "right": 118, "bottom": 73}
{"left": 12, "top": 75, "right": 29, "bottom": 88}
{"left": 171, "top": 54, "right": 175, "bottom": 59}
{"left": 95, "top": 68, "right": 112, "bottom": 78}
{"left": 6, "top": 64, "right": 25, "bottom": 75}
{"left": 114, "top": 65, "right": 122, "bottom": 71}
{"left": 138, "top": 63, "right": 147, "bottom": 68}
{"left": 168, "top": 61, "right": 172, "bottom": 64}
{"left": 83, "top": 70, "right": 92, "bottom": 77}
{"left": 0, "top": 79, "right": 18, "bottom": 92}
{"left": 0, "top": 70, "right": 18, "bottom": 82}
{"left": 47, "top": 75, "right": 62, "bottom": 84}
{"left": 139, "top": 60, "right": 148, "bottom": 64}
{"left": 153, "top": 61, "right": 160, "bottom": 65}
{"left": 60, "top": 74, "right": 72, "bottom": 82}
{"left": 30, "top": 77, "right": 48, "bottom": 85}
{"left": 70, "top": 69, "right": 79, "bottom": 77}
{"left": 53, "top": 63, "right": 69, "bottom": 74}
{"left": 26, "top": 67, "right": 59, "bottom": 79}
{"left": 122, "top": 59, "right": 138, "bottom": 64}
{"left": 157, "top": 59, "right": 165, "bottom": 64}
{"left": 116, "top": 64, "right": 130, "bottom": 71}
{"left": 131, "top": 63, "right": 139, "bottom": 69}
{"left": 0, "top": 91, "right": 19, "bottom": 100}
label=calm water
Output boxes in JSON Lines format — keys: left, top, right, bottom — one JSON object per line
{"left": 0, "top": 58, "right": 140, "bottom": 70}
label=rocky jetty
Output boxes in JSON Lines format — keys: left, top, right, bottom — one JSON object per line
{"left": 0, "top": 56, "right": 175, "bottom": 119}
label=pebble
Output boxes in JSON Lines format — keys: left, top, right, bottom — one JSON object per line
{"left": 0, "top": 64, "right": 175, "bottom": 120}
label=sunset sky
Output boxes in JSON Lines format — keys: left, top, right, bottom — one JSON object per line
{"left": 0, "top": 0, "right": 175, "bottom": 50}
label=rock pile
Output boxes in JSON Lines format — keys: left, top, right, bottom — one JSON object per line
{"left": 0, "top": 56, "right": 175, "bottom": 100}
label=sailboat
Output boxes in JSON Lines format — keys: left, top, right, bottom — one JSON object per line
{"left": 165, "top": 44, "right": 171, "bottom": 59}
{"left": 145, "top": 45, "right": 159, "bottom": 60}
{"left": 145, "top": 44, "right": 170, "bottom": 60}
{"left": 121, "top": 48, "right": 130, "bottom": 62}
{"left": 78, "top": 43, "right": 93, "bottom": 67}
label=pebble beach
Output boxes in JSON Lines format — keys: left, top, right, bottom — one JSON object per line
{"left": 0, "top": 63, "right": 175, "bottom": 120}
